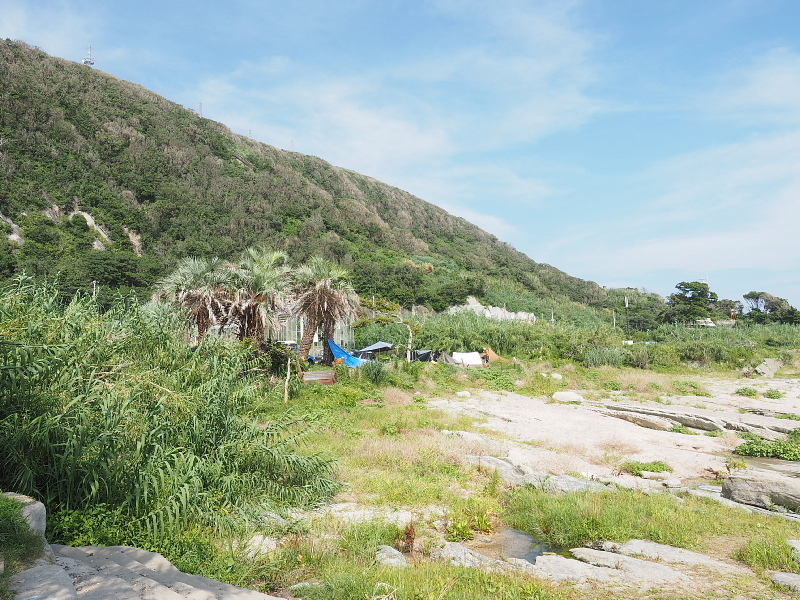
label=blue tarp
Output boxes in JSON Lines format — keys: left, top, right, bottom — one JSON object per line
{"left": 327, "top": 339, "right": 367, "bottom": 368}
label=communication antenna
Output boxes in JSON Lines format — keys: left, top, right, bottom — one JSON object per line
{"left": 82, "top": 45, "right": 95, "bottom": 67}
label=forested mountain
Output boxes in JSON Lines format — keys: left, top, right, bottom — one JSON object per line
{"left": 0, "top": 39, "right": 659, "bottom": 317}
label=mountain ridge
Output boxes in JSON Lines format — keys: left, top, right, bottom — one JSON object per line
{"left": 0, "top": 39, "right": 655, "bottom": 317}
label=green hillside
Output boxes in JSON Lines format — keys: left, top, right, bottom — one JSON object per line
{"left": 0, "top": 40, "right": 658, "bottom": 318}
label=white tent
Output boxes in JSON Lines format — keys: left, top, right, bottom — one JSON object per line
{"left": 451, "top": 351, "right": 483, "bottom": 366}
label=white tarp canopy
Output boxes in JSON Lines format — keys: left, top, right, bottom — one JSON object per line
{"left": 451, "top": 351, "right": 483, "bottom": 366}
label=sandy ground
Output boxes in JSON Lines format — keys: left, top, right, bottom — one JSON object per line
{"left": 427, "top": 374, "right": 800, "bottom": 484}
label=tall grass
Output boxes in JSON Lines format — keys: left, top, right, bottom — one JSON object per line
{"left": 0, "top": 277, "right": 337, "bottom": 545}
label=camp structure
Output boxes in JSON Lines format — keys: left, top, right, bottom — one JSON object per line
{"left": 327, "top": 339, "right": 367, "bottom": 368}
{"left": 412, "top": 349, "right": 436, "bottom": 362}
{"left": 483, "top": 347, "right": 509, "bottom": 363}
{"left": 354, "top": 341, "right": 393, "bottom": 359}
{"left": 441, "top": 352, "right": 483, "bottom": 367}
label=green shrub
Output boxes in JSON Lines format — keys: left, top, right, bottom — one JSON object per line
{"left": 470, "top": 367, "right": 516, "bottom": 391}
{"left": 603, "top": 380, "right": 622, "bottom": 391}
{"left": 362, "top": 361, "right": 389, "bottom": 387}
{"left": 735, "top": 387, "right": 759, "bottom": 398}
{"left": 670, "top": 424, "right": 696, "bottom": 435}
{"left": 621, "top": 460, "right": 673, "bottom": 476}
{"left": 735, "top": 431, "right": 800, "bottom": 461}
{"left": 764, "top": 389, "right": 785, "bottom": 399}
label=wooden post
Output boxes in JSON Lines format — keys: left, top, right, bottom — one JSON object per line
{"left": 284, "top": 356, "right": 292, "bottom": 403}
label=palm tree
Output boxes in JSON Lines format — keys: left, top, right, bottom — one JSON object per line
{"left": 155, "top": 257, "right": 235, "bottom": 342}
{"left": 229, "top": 248, "right": 291, "bottom": 344}
{"left": 292, "top": 256, "right": 360, "bottom": 363}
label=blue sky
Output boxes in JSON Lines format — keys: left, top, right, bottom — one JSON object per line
{"left": 4, "top": 0, "right": 800, "bottom": 305}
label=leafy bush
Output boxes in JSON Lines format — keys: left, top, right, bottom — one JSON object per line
{"left": 470, "top": 367, "right": 516, "bottom": 391}
{"left": 735, "top": 387, "right": 759, "bottom": 398}
{"left": 735, "top": 431, "right": 800, "bottom": 461}
{"left": 671, "top": 424, "right": 697, "bottom": 435}
{"left": 0, "top": 280, "right": 339, "bottom": 550}
{"left": 621, "top": 460, "right": 673, "bottom": 476}
{"left": 362, "top": 361, "right": 389, "bottom": 387}
{"left": 765, "top": 389, "right": 785, "bottom": 399}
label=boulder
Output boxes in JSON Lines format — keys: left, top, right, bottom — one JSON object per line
{"left": 756, "top": 358, "right": 781, "bottom": 378}
{"left": 3, "top": 492, "right": 46, "bottom": 536}
{"left": 375, "top": 545, "right": 408, "bottom": 568}
{"left": 722, "top": 470, "right": 800, "bottom": 511}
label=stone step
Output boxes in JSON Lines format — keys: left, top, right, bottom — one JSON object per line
{"left": 52, "top": 544, "right": 282, "bottom": 600}
{"left": 53, "top": 545, "right": 187, "bottom": 600}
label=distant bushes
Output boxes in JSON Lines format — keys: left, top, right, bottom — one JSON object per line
{"left": 356, "top": 312, "right": 800, "bottom": 370}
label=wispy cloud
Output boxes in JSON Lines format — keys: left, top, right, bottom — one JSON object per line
{"left": 716, "top": 47, "right": 800, "bottom": 124}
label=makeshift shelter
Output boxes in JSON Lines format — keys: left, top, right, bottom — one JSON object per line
{"left": 451, "top": 351, "right": 484, "bottom": 366}
{"left": 354, "top": 341, "right": 393, "bottom": 358}
{"left": 412, "top": 350, "right": 435, "bottom": 362}
{"left": 327, "top": 339, "right": 366, "bottom": 368}
{"left": 484, "top": 347, "right": 509, "bottom": 363}
{"left": 439, "top": 352, "right": 459, "bottom": 365}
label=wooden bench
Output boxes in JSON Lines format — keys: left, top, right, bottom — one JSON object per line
{"left": 299, "top": 369, "right": 337, "bottom": 385}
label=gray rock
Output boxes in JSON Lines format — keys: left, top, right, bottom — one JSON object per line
{"left": 663, "top": 478, "right": 683, "bottom": 488}
{"left": 639, "top": 471, "right": 671, "bottom": 481}
{"left": 3, "top": 492, "right": 46, "bottom": 536}
{"left": 599, "top": 409, "right": 675, "bottom": 431}
{"left": 529, "top": 474, "right": 610, "bottom": 494}
{"left": 552, "top": 391, "right": 584, "bottom": 403}
{"left": 788, "top": 539, "right": 800, "bottom": 562}
{"left": 456, "top": 391, "right": 471, "bottom": 398}
{"left": 756, "top": 358, "right": 781, "bottom": 378}
{"left": 570, "top": 548, "right": 688, "bottom": 583}
{"left": 9, "top": 564, "right": 78, "bottom": 600}
{"left": 618, "top": 540, "right": 737, "bottom": 571}
{"left": 771, "top": 571, "right": 800, "bottom": 592}
{"left": 375, "top": 545, "right": 408, "bottom": 568}
{"left": 245, "top": 535, "right": 279, "bottom": 558}
{"left": 431, "top": 542, "right": 504, "bottom": 569}
{"left": 722, "top": 470, "right": 800, "bottom": 511}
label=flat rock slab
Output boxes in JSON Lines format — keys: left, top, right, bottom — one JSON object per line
{"left": 511, "top": 554, "right": 622, "bottom": 583}
{"left": 10, "top": 564, "right": 77, "bottom": 600}
{"left": 571, "top": 548, "right": 689, "bottom": 584}
{"left": 432, "top": 542, "right": 505, "bottom": 569}
{"left": 618, "top": 540, "right": 738, "bottom": 572}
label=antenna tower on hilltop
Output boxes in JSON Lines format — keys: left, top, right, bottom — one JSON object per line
{"left": 82, "top": 45, "right": 95, "bottom": 67}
